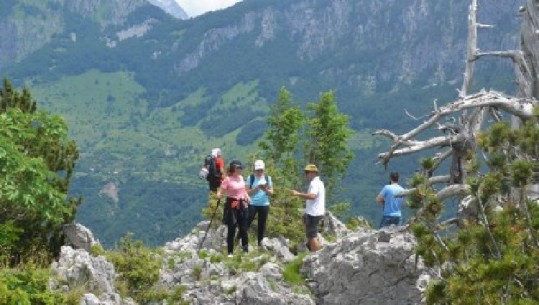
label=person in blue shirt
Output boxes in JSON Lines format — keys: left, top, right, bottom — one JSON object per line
{"left": 376, "top": 172, "right": 405, "bottom": 228}
{"left": 246, "top": 160, "right": 274, "bottom": 247}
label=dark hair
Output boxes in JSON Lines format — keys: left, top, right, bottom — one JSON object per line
{"left": 390, "top": 172, "right": 399, "bottom": 182}
{"left": 228, "top": 160, "right": 243, "bottom": 175}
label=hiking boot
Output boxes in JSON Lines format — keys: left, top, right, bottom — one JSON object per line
{"left": 242, "top": 246, "right": 248, "bottom": 253}
{"left": 227, "top": 254, "right": 233, "bottom": 258}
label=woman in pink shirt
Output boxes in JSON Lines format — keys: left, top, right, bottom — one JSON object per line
{"left": 217, "top": 160, "right": 250, "bottom": 256}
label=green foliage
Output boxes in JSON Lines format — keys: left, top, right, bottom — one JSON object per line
{"left": 192, "top": 265, "right": 203, "bottom": 281}
{"left": 252, "top": 88, "right": 354, "bottom": 248}
{"left": 305, "top": 90, "right": 355, "bottom": 195}
{"left": 258, "top": 87, "right": 305, "bottom": 185}
{"left": 0, "top": 78, "right": 79, "bottom": 263}
{"left": 0, "top": 264, "right": 65, "bottom": 305}
{"left": 345, "top": 216, "right": 372, "bottom": 230}
{"left": 104, "top": 234, "right": 166, "bottom": 304}
{"left": 283, "top": 253, "right": 308, "bottom": 285}
{"left": 409, "top": 120, "right": 539, "bottom": 304}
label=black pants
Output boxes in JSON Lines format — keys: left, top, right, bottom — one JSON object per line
{"left": 224, "top": 198, "right": 248, "bottom": 254}
{"left": 247, "top": 205, "right": 270, "bottom": 246}
{"left": 208, "top": 178, "right": 221, "bottom": 192}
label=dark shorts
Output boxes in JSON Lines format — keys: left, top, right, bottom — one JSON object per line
{"left": 304, "top": 214, "right": 323, "bottom": 238}
{"left": 379, "top": 216, "right": 400, "bottom": 228}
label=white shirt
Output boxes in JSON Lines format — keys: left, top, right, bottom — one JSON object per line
{"left": 305, "top": 176, "right": 325, "bottom": 216}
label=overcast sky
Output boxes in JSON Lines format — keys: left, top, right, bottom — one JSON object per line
{"left": 175, "top": 0, "right": 243, "bottom": 17}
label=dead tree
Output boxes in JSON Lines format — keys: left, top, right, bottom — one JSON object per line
{"left": 374, "top": 0, "right": 539, "bottom": 222}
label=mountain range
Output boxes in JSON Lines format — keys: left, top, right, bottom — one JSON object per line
{"left": 0, "top": 0, "right": 521, "bottom": 246}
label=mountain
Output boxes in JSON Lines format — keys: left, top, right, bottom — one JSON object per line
{"left": 147, "top": 0, "right": 188, "bottom": 19}
{"left": 0, "top": 0, "right": 521, "bottom": 246}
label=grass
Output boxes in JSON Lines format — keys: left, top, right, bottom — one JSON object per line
{"left": 283, "top": 252, "right": 308, "bottom": 285}
{"left": 31, "top": 70, "right": 262, "bottom": 186}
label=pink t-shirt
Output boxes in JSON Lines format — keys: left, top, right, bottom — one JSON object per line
{"left": 221, "top": 176, "right": 247, "bottom": 199}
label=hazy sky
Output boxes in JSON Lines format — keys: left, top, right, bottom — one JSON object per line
{"left": 175, "top": 0, "right": 243, "bottom": 17}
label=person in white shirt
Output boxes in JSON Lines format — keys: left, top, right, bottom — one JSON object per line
{"left": 290, "top": 164, "right": 325, "bottom": 252}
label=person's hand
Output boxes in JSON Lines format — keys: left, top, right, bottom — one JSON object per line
{"left": 290, "top": 190, "right": 300, "bottom": 196}
{"left": 216, "top": 192, "right": 223, "bottom": 200}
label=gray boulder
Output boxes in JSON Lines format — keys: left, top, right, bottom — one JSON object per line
{"left": 302, "top": 226, "right": 431, "bottom": 305}
{"left": 51, "top": 246, "right": 133, "bottom": 305}
{"left": 63, "top": 223, "right": 100, "bottom": 252}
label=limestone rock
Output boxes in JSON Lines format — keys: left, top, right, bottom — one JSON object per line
{"left": 51, "top": 246, "right": 132, "bottom": 305}
{"left": 63, "top": 223, "right": 100, "bottom": 251}
{"left": 302, "top": 226, "right": 431, "bottom": 305}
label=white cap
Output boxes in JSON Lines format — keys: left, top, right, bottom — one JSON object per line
{"left": 211, "top": 148, "right": 221, "bottom": 157}
{"left": 254, "top": 160, "right": 265, "bottom": 170}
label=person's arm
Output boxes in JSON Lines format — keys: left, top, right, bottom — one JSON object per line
{"left": 246, "top": 176, "right": 258, "bottom": 196}
{"left": 376, "top": 187, "right": 386, "bottom": 205}
{"left": 243, "top": 182, "right": 251, "bottom": 207}
{"left": 217, "top": 158, "right": 225, "bottom": 177}
{"left": 216, "top": 178, "right": 228, "bottom": 199}
{"left": 291, "top": 180, "right": 317, "bottom": 200}
{"left": 216, "top": 187, "right": 225, "bottom": 199}
{"left": 291, "top": 190, "right": 316, "bottom": 200}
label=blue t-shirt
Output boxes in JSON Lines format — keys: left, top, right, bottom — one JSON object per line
{"left": 378, "top": 184, "right": 405, "bottom": 217}
{"left": 247, "top": 175, "right": 272, "bottom": 206}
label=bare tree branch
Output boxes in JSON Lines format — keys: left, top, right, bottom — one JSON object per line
{"left": 371, "top": 129, "right": 398, "bottom": 142}
{"left": 430, "top": 149, "right": 453, "bottom": 174}
{"left": 378, "top": 134, "right": 465, "bottom": 161}
{"left": 437, "top": 185, "right": 472, "bottom": 201}
{"left": 374, "top": 90, "right": 536, "bottom": 165}
{"left": 460, "top": 0, "right": 479, "bottom": 98}
{"left": 397, "top": 175, "right": 452, "bottom": 197}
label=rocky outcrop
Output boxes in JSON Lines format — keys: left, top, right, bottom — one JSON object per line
{"left": 161, "top": 223, "right": 313, "bottom": 305}
{"left": 303, "top": 226, "right": 431, "bottom": 305}
{"left": 51, "top": 218, "right": 431, "bottom": 305}
{"left": 63, "top": 223, "right": 100, "bottom": 252}
{"left": 160, "top": 219, "right": 430, "bottom": 305}
{"left": 164, "top": 220, "right": 295, "bottom": 261}
{"left": 50, "top": 246, "right": 134, "bottom": 305}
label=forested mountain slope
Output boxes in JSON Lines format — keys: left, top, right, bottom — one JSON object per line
{"left": 1, "top": 0, "right": 521, "bottom": 246}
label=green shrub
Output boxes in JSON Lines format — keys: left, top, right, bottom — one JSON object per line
{"left": 283, "top": 253, "right": 308, "bottom": 285}
{"left": 192, "top": 265, "right": 203, "bottom": 281}
{"left": 0, "top": 264, "right": 65, "bottom": 305}
{"left": 104, "top": 233, "right": 164, "bottom": 304}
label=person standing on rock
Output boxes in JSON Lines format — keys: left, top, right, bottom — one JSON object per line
{"left": 290, "top": 164, "right": 325, "bottom": 252}
{"left": 376, "top": 171, "right": 405, "bottom": 228}
{"left": 246, "top": 159, "right": 274, "bottom": 247}
{"left": 207, "top": 148, "right": 225, "bottom": 192}
{"left": 217, "top": 160, "right": 250, "bottom": 257}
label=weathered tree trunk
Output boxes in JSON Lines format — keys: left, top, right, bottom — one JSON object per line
{"left": 374, "top": 0, "right": 539, "bottom": 221}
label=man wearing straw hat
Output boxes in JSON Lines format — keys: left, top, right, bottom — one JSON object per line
{"left": 290, "top": 164, "right": 325, "bottom": 252}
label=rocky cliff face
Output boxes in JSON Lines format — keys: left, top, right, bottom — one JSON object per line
{"left": 0, "top": 0, "right": 152, "bottom": 69}
{"left": 53, "top": 219, "right": 431, "bottom": 305}
{"left": 174, "top": 0, "right": 520, "bottom": 89}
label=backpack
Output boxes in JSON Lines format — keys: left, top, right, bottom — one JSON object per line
{"left": 249, "top": 174, "right": 269, "bottom": 189}
{"left": 204, "top": 155, "right": 221, "bottom": 181}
